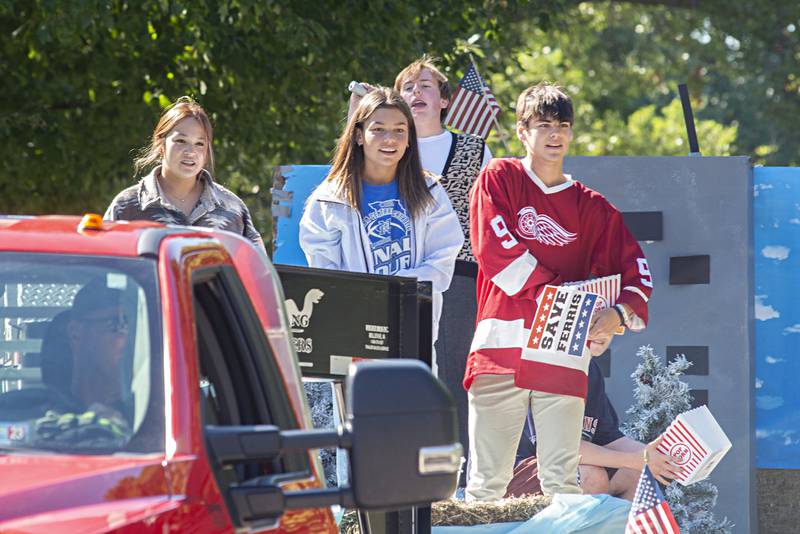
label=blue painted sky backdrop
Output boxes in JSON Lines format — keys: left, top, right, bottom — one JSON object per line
{"left": 753, "top": 167, "right": 800, "bottom": 468}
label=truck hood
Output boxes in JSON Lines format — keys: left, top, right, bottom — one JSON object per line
{"left": 0, "top": 453, "right": 176, "bottom": 531}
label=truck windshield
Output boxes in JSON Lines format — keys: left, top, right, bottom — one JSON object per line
{"left": 0, "top": 253, "right": 163, "bottom": 455}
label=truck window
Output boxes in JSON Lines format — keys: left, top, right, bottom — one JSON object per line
{"left": 192, "top": 266, "right": 309, "bottom": 479}
{"left": 0, "top": 253, "right": 164, "bottom": 454}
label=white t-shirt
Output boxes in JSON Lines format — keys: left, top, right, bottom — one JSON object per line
{"left": 418, "top": 130, "right": 492, "bottom": 176}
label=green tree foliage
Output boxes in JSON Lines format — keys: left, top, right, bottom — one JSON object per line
{"left": 3, "top": 1, "right": 798, "bottom": 236}
{"left": 0, "top": 0, "right": 562, "bottom": 233}
{"left": 579, "top": 99, "right": 737, "bottom": 157}
{"left": 480, "top": 1, "right": 793, "bottom": 163}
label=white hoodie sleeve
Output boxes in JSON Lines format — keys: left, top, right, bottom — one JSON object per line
{"left": 299, "top": 193, "right": 343, "bottom": 270}
{"left": 395, "top": 183, "right": 464, "bottom": 294}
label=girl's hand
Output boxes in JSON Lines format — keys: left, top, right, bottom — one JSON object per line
{"left": 645, "top": 435, "right": 684, "bottom": 485}
{"left": 348, "top": 82, "right": 378, "bottom": 120}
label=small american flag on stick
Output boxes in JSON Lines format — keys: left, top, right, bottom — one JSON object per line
{"left": 562, "top": 274, "right": 624, "bottom": 334}
{"left": 625, "top": 465, "right": 681, "bottom": 534}
{"left": 562, "top": 273, "right": 621, "bottom": 309}
{"left": 444, "top": 61, "right": 501, "bottom": 139}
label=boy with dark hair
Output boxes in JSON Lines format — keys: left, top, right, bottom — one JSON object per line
{"left": 465, "top": 83, "right": 653, "bottom": 501}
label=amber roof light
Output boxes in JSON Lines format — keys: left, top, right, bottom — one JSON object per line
{"left": 78, "top": 213, "right": 104, "bottom": 232}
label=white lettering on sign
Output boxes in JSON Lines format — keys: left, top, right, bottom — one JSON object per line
{"left": 285, "top": 288, "right": 325, "bottom": 333}
{"left": 293, "top": 337, "right": 313, "bottom": 354}
{"left": 365, "top": 324, "right": 389, "bottom": 352}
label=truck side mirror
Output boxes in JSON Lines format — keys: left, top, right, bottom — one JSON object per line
{"left": 346, "top": 359, "right": 461, "bottom": 509}
{"left": 205, "top": 360, "right": 461, "bottom": 526}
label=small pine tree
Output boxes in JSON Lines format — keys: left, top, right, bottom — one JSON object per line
{"left": 621, "top": 345, "right": 734, "bottom": 534}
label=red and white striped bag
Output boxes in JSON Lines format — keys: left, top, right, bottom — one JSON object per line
{"left": 657, "top": 405, "right": 732, "bottom": 485}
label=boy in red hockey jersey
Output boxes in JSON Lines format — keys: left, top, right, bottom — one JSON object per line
{"left": 465, "top": 83, "right": 653, "bottom": 501}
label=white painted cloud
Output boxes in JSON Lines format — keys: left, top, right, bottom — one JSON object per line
{"left": 762, "top": 245, "right": 790, "bottom": 260}
{"left": 754, "top": 183, "right": 774, "bottom": 197}
{"left": 757, "top": 395, "right": 785, "bottom": 410}
{"left": 784, "top": 324, "right": 800, "bottom": 334}
{"left": 790, "top": 218, "right": 800, "bottom": 225}
{"left": 755, "top": 295, "right": 780, "bottom": 321}
{"left": 756, "top": 429, "right": 799, "bottom": 445}
{"left": 766, "top": 355, "right": 785, "bottom": 364}
{"left": 755, "top": 378, "right": 763, "bottom": 389}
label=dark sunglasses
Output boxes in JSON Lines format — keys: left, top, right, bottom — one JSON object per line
{"left": 80, "top": 314, "right": 129, "bottom": 333}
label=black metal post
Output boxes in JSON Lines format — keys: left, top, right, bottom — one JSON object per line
{"left": 678, "top": 83, "right": 701, "bottom": 155}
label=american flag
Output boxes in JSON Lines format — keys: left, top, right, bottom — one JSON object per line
{"left": 444, "top": 62, "right": 501, "bottom": 139}
{"left": 562, "top": 273, "right": 621, "bottom": 309}
{"left": 562, "top": 274, "right": 624, "bottom": 334}
{"left": 625, "top": 465, "right": 681, "bottom": 534}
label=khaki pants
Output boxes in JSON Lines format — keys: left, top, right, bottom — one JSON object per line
{"left": 465, "top": 374, "right": 584, "bottom": 501}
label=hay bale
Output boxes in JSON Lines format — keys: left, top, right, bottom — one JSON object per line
{"left": 432, "top": 495, "right": 552, "bottom": 526}
{"left": 339, "top": 495, "right": 552, "bottom": 533}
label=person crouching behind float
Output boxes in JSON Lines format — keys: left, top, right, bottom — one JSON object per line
{"left": 299, "top": 87, "right": 463, "bottom": 372}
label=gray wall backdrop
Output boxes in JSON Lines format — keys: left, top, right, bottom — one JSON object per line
{"left": 273, "top": 157, "right": 756, "bottom": 531}
{"left": 565, "top": 155, "right": 755, "bottom": 533}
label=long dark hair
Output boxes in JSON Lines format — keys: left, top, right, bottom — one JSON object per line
{"left": 327, "top": 87, "right": 432, "bottom": 218}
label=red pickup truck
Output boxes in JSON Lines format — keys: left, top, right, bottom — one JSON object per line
{"left": 0, "top": 215, "right": 460, "bottom": 532}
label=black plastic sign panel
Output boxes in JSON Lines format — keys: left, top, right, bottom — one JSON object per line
{"left": 275, "top": 264, "right": 430, "bottom": 379}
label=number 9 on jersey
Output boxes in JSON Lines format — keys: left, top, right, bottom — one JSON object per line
{"left": 490, "top": 215, "right": 519, "bottom": 250}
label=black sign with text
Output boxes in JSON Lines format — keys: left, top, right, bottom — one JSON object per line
{"left": 275, "top": 264, "right": 431, "bottom": 379}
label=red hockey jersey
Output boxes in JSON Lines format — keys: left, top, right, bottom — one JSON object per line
{"left": 465, "top": 158, "right": 652, "bottom": 398}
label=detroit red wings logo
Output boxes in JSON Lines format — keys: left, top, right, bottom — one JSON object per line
{"left": 516, "top": 207, "right": 577, "bottom": 246}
